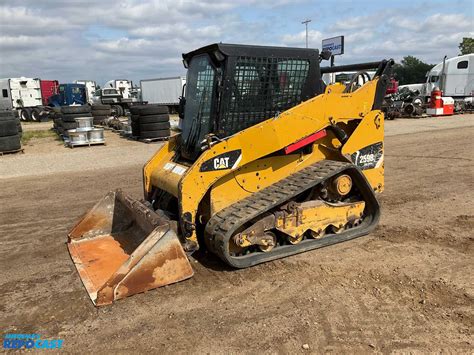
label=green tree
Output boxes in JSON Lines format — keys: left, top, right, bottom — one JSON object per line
{"left": 392, "top": 56, "right": 434, "bottom": 85}
{"left": 459, "top": 37, "right": 474, "bottom": 55}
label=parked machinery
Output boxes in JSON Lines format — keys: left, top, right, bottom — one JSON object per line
{"left": 383, "top": 87, "right": 424, "bottom": 119}
{"left": 67, "top": 43, "right": 393, "bottom": 306}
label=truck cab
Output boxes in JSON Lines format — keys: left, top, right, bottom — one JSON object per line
{"left": 1, "top": 77, "right": 57, "bottom": 121}
{"left": 75, "top": 80, "right": 97, "bottom": 104}
{"left": 424, "top": 54, "right": 473, "bottom": 98}
{"left": 90, "top": 88, "right": 132, "bottom": 117}
{"left": 104, "top": 79, "right": 133, "bottom": 99}
{"left": 48, "top": 84, "right": 86, "bottom": 107}
{"left": 91, "top": 88, "right": 132, "bottom": 104}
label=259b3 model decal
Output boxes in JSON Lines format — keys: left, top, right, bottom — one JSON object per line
{"left": 351, "top": 142, "right": 383, "bottom": 170}
{"left": 200, "top": 149, "right": 242, "bottom": 172}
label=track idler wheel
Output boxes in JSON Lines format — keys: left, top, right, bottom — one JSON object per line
{"left": 258, "top": 232, "right": 277, "bottom": 252}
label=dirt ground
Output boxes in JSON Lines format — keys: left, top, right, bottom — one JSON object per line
{"left": 0, "top": 115, "right": 473, "bottom": 353}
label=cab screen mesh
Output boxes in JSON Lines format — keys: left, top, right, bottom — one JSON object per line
{"left": 219, "top": 56, "right": 309, "bottom": 136}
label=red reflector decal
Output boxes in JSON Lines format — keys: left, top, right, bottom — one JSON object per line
{"left": 284, "top": 129, "right": 327, "bottom": 155}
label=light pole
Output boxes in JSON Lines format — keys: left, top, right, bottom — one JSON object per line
{"left": 301, "top": 19, "right": 311, "bottom": 48}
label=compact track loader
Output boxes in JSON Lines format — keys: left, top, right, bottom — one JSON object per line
{"left": 68, "top": 43, "right": 393, "bottom": 305}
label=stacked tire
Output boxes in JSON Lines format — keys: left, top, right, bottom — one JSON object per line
{"left": 0, "top": 111, "right": 22, "bottom": 153}
{"left": 91, "top": 104, "right": 112, "bottom": 125}
{"left": 59, "top": 105, "right": 92, "bottom": 136}
{"left": 12, "top": 110, "right": 22, "bottom": 138}
{"left": 131, "top": 105, "right": 170, "bottom": 139}
{"left": 51, "top": 107, "right": 63, "bottom": 133}
{"left": 129, "top": 105, "right": 147, "bottom": 137}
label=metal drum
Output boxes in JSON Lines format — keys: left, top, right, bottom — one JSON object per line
{"left": 74, "top": 117, "right": 94, "bottom": 131}
{"left": 68, "top": 129, "right": 88, "bottom": 145}
{"left": 87, "top": 128, "right": 105, "bottom": 143}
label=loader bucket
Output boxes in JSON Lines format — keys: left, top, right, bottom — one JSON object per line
{"left": 67, "top": 189, "right": 193, "bottom": 306}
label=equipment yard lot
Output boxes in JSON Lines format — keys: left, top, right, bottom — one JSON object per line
{"left": 1, "top": 115, "right": 473, "bottom": 352}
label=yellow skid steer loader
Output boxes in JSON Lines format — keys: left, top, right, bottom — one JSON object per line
{"left": 68, "top": 43, "right": 393, "bottom": 305}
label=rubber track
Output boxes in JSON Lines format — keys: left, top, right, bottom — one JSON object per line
{"left": 205, "top": 160, "right": 380, "bottom": 268}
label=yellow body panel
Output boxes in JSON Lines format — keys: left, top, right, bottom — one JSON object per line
{"left": 143, "top": 136, "right": 179, "bottom": 198}
{"left": 150, "top": 162, "right": 187, "bottom": 198}
{"left": 210, "top": 135, "right": 340, "bottom": 214}
{"left": 341, "top": 110, "right": 384, "bottom": 192}
{"left": 143, "top": 79, "right": 385, "bottom": 247}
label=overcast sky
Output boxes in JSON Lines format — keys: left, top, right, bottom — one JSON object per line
{"left": 0, "top": 0, "right": 472, "bottom": 85}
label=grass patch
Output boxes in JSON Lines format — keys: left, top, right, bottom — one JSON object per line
{"left": 21, "top": 130, "right": 59, "bottom": 144}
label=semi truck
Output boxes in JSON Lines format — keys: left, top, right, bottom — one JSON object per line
{"left": 399, "top": 54, "right": 474, "bottom": 109}
{"left": 40, "top": 80, "right": 59, "bottom": 106}
{"left": 104, "top": 79, "right": 134, "bottom": 99}
{"left": 74, "top": 80, "right": 97, "bottom": 103}
{"left": 0, "top": 77, "right": 60, "bottom": 121}
{"left": 91, "top": 79, "right": 144, "bottom": 116}
{"left": 140, "top": 76, "right": 186, "bottom": 112}
{"left": 424, "top": 54, "right": 473, "bottom": 98}
{"left": 90, "top": 87, "right": 134, "bottom": 116}
{"left": 48, "top": 83, "right": 87, "bottom": 107}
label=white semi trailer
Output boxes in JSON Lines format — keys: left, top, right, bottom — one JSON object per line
{"left": 140, "top": 76, "right": 186, "bottom": 112}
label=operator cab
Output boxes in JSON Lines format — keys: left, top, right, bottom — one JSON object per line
{"left": 179, "top": 43, "right": 323, "bottom": 161}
